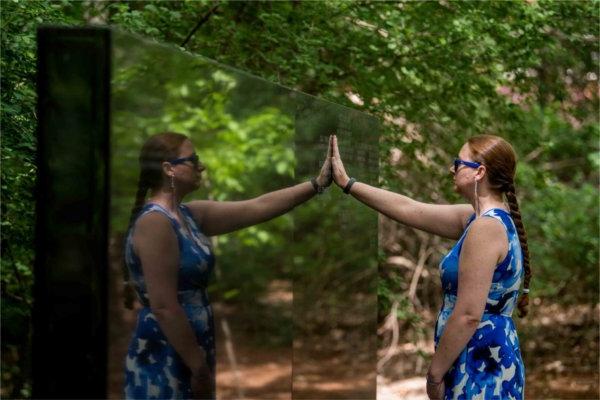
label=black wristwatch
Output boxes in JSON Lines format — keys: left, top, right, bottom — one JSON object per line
{"left": 343, "top": 178, "right": 356, "bottom": 194}
{"left": 310, "top": 177, "right": 325, "bottom": 194}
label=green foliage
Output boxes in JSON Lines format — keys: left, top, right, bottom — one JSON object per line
{"left": 1, "top": 1, "right": 82, "bottom": 397}
{"left": 111, "top": 32, "right": 296, "bottom": 313}
{"left": 1, "top": 0, "right": 598, "bottom": 395}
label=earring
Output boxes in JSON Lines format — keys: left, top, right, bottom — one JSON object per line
{"left": 474, "top": 180, "right": 480, "bottom": 216}
{"left": 170, "top": 174, "right": 175, "bottom": 190}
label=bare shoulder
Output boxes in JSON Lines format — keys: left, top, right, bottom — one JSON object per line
{"left": 135, "top": 211, "right": 172, "bottom": 232}
{"left": 466, "top": 216, "right": 506, "bottom": 237}
{"left": 463, "top": 216, "right": 508, "bottom": 258}
{"left": 132, "top": 211, "right": 176, "bottom": 250}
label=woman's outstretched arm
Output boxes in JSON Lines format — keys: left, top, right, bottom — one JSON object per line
{"left": 185, "top": 136, "right": 333, "bottom": 236}
{"left": 186, "top": 181, "right": 320, "bottom": 236}
{"left": 331, "top": 135, "right": 473, "bottom": 240}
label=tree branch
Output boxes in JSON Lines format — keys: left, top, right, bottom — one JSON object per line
{"left": 180, "top": 2, "right": 220, "bottom": 48}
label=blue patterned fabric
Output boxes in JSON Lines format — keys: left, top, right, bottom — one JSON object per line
{"left": 435, "top": 208, "right": 525, "bottom": 400}
{"left": 124, "top": 203, "right": 216, "bottom": 399}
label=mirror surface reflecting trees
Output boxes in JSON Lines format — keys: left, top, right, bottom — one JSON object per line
{"left": 106, "top": 29, "right": 379, "bottom": 399}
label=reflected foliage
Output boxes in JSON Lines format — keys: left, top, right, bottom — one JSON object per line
{"left": 112, "top": 31, "right": 296, "bottom": 317}
{"left": 1, "top": 0, "right": 598, "bottom": 397}
{"left": 111, "top": 29, "right": 379, "bottom": 397}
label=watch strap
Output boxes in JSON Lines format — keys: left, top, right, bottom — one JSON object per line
{"left": 311, "top": 177, "right": 324, "bottom": 194}
{"left": 343, "top": 178, "right": 356, "bottom": 194}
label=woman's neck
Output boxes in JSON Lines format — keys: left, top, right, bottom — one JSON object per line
{"left": 472, "top": 187, "right": 507, "bottom": 216}
{"left": 147, "top": 188, "right": 182, "bottom": 214}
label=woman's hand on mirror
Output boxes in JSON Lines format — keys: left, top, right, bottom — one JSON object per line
{"left": 331, "top": 135, "right": 350, "bottom": 188}
{"left": 315, "top": 135, "right": 333, "bottom": 188}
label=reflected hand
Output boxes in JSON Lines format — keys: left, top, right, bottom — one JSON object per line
{"left": 331, "top": 135, "right": 350, "bottom": 188}
{"left": 316, "top": 135, "right": 333, "bottom": 188}
{"left": 191, "top": 361, "right": 214, "bottom": 400}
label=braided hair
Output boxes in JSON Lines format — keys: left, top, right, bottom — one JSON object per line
{"left": 467, "top": 135, "right": 531, "bottom": 318}
{"left": 122, "top": 132, "right": 189, "bottom": 309}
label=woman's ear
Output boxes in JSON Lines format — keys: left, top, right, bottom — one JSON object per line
{"left": 475, "top": 164, "right": 487, "bottom": 181}
{"left": 162, "top": 161, "right": 174, "bottom": 177}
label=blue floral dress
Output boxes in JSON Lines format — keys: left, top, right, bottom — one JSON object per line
{"left": 435, "top": 208, "right": 525, "bottom": 400}
{"left": 124, "top": 203, "right": 216, "bottom": 399}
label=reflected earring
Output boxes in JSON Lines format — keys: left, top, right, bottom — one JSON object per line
{"left": 170, "top": 174, "right": 175, "bottom": 190}
{"left": 474, "top": 179, "right": 480, "bottom": 216}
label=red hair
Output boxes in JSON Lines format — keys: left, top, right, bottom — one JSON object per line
{"left": 468, "top": 135, "right": 531, "bottom": 318}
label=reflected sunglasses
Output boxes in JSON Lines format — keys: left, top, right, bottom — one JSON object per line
{"left": 169, "top": 153, "right": 203, "bottom": 168}
{"left": 453, "top": 158, "right": 481, "bottom": 171}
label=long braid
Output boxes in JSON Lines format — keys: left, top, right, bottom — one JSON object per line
{"left": 505, "top": 182, "right": 531, "bottom": 318}
{"left": 122, "top": 172, "right": 150, "bottom": 309}
{"left": 468, "top": 134, "right": 532, "bottom": 318}
{"left": 129, "top": 171, "right": 150, "bottom": 228}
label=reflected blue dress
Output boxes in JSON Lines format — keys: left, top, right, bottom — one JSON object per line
{"left": 435, "top": 208, "right": 525, "bottom": 400}
{"left": 124, "top": 203, "right": 216, "bottom": 399}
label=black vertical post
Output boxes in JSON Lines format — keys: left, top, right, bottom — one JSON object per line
{"left": 33, "top": 27, "right": 111, "bottom": 398}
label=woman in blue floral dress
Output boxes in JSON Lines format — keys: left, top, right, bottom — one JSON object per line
{"left": 123, "top": 132, "right": 333, "bottom": 399}
{"left": 329, "top": 134, "right": 530, "bottom": 400}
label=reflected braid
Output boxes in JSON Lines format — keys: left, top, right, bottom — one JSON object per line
{"left": 504, "top": 182, "right": 531, "bottom": 318}
{"left": 128, "top": 171, "right": 150, "bottom": 228}
{"left": 122, "top": 173, "right": 149, "bottom": 309}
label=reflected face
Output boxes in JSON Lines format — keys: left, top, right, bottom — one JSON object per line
{"left": 172, "top": 139, "right": 205, "bottom": 192}
{"left": 451, "top": 143, "right": 479, "bottom": 197}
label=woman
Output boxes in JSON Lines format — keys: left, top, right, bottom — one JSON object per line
{"left": 330, "top": 134, "right": 530, "bottom": 399}
{"left": 123, "top": 132, "right": 333, "bottom": 399}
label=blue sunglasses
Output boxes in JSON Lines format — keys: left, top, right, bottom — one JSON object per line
{"left": 169, "top": 153, "right": 202, "bottom": 168}
{"left": 453, "top": 158, "right": 481, "bottom": 171}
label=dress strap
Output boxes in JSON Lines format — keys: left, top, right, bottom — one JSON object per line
{"left": 136, "top": 203, "right": 180, "bottom": 232}
{"left": 465, "top": 212, "right": 477, "bottom": 226}
{"left": 139, "top": 203, "right": 171, "bottom": 217}
{"left": 480, "top": 208, "right": 514, "bottom": 233}
{"left": 480, "top": 208, "right": 519, "bottom": 266}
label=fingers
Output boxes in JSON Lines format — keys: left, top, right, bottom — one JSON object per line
{"left": 332, "top": 134, "right": 341, "bottom": 159}
{"left": 317, "top": 134, "right": 348, "bottom": 188}
{"left": 331, "top": 136, "right": 344, "bottom": 172}
{"left": 321, "top": 158, "right": 330, "bottom": 174}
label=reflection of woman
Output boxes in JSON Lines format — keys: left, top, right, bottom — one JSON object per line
{"left": 330, "top": 134, "right": 529, "bottom": 399}
{"left": 124, "top": 132, "right": 332, "bottom": 399}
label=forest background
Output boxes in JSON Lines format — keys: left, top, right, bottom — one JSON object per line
{"left": 1, "top": 1, "right": 598, "bottom": 399}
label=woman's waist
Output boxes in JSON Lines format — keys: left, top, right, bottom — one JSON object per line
{"left": 136, "top": 288, "right": 211, "bottom": 308}
{"left": 440, "top": 293, "right": 514, "bottom": 317}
